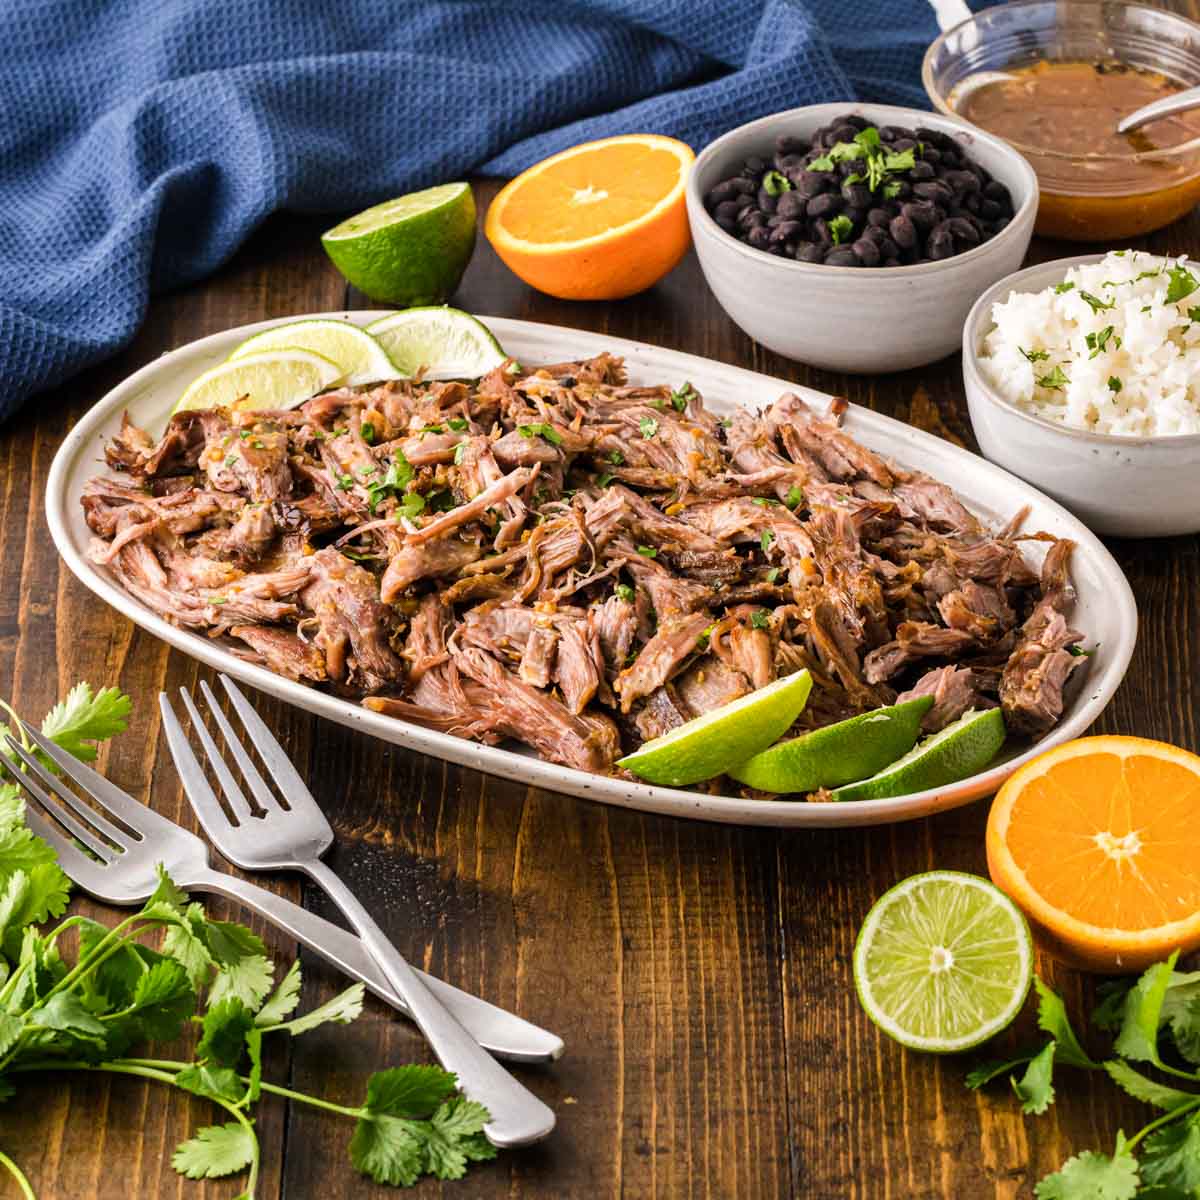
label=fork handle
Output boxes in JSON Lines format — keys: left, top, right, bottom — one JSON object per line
{"left": 302, "top": 858, "right": 556, "bottom": 1149}
{"left": 185, "top": 868, "right": 563, "bottom": 1064}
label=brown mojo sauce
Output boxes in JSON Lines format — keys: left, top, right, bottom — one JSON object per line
{"left": 956, "top": 60, "right": 1200, "bottom": 159}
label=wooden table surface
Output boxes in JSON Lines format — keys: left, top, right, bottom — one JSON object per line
{"left": 3, "top": 174, "right": 1198, "bottom": 1200}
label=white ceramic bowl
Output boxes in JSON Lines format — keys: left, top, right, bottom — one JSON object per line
{"left": 686, "top": 102, "right": 1039, "bottom": 374}
{"left": 963, "top": 254, "right": 1200, "bottom": 538}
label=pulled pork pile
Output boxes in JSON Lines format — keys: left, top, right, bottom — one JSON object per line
{"left": 84, "top": 354, "right": 1087, "bottom": 785}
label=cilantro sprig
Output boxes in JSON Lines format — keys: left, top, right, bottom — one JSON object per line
{"left": 967, "top": 953, "right": 1200, "bottom": 1198}
{"left": 0, "top": 685, "right": 499, "bottom": 1194}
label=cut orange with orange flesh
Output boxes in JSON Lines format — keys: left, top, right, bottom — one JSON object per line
{"left": 484, "top": 134, "right": 694, "bottom": 300}
{"left": 987, "top": 736, "right": 1200, "bottom": 972}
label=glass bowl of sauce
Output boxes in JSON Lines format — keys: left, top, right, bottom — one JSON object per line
{"left": 923, "top": 1, "right": 1200, "bottom": 240}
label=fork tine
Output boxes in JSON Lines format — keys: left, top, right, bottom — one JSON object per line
{"left": 19, "top": 721, "right": 179, "bottom": 835}
{"left": 196, "top": 679, "right": 280, "bottom": 813}
{"left": 160, "top": 692, "right": 248, "bottom": 831}
{"left": 20, "top": 802, "right": 117, "bottom": 887}
{"left": 0, "top": 743, "right": 121, "bottom": 860}
{"left": 218, "top": 676, "right": 316, "bottom": 805}
{"left": 3, "top": 735, "right": 135, "bottom": 850}
{"left": 176, "top": 687, "right": 257, "bottom": 820}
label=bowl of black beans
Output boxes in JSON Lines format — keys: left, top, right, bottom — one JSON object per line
{"left": 686, "top": 103, "right": 1038, "bottom": 373}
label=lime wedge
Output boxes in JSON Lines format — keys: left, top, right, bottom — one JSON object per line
{"left": 618, "top": 670, "right": 812, "bottom": 787}
{"left": 832, "top": 708, "right": 1006, "bottom": 803}
{"left": 172, "top": 350, "right": 344, "bottom": 417}
{"left": 366, "top": 308, "right": 507, "bottom": 380}
{"left": 854, "top": 870, "right": 1033, "bottom": 1052}
{"left": 321, "top": 182, "right": 477, "bottom": 306}
{"left": 729, "top": 695, "right": 933, "bottom": 793}
{"left": 229, "top": 319, "right": 402, "bottom": 386}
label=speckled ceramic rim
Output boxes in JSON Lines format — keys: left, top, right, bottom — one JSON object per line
{"left": 963, "top": 252, "right": 1200, "bottom": 448}
{"left": 46, "top": 315, "right": 1136, "bottom": 828}
{"left": 685, "top": 101, "right": 1039, "bottom": 280}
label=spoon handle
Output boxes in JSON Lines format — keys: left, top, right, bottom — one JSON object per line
{"left": 1117, "top": 84, "right": 1200, "bottom": 136}
{"left": 927, "top": 0, "right": 972, "bottom": 33}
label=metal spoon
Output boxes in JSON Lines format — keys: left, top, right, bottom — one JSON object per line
{"left": 1117, "top": 84, "right": 1200, "bottom": 136}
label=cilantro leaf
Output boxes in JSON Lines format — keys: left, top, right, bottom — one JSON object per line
{"left": 671, "top": 382, "right": 697, "bottom": 412}
{"left": 762, "top": 169, "right": 791, "bottom": 196}
{"left": 255, "top": 959, "right": 302, "bottom": 1026}
{"left": 197, "top": 997, "right": 255, "bottom": 1067}
{"left": 516, "top": 422, "right": 563, "bottom": 446}
{"left": 967, "top": 1054, "right": 1039, "bottom": 1091}
{"left": 0, "top": 1012, "right": 23, "bottom": 1058}
{"left": 161, "top": 902, "right": 216, "bottom": 987}
{"left": 1115, "top": 952, "right": 1179, "bottom": 1065}
{"left": 1037, "top": 366, "right": 1070, "bottom": 391}
{"left": 365, "top": 452, "right": 414, "bottom": 513}
{"left": 1108, "top": 376, "right": 1123, "bottom": 394}
{"left": 785, "top": 485, "right": 804, "bottom": 509}
{"left": 1035, "top": 1139, "right": 1140, "bottom": 1200}
{"left": 1140, "top": 1111, "right": 1200, "bottom": 1192}
{"left": 1094, "top": 979, "right": 1136, "bottom": 1031}
{"left": 1035, "top": 979, "right": 1098, "bottom": 1068}
{"left": 28, "top": 992, "right": 107, "bottom": 1042}
{"left": 425, "top": 1097, "right": 496, "bottom": 1180}
{"left": 267, "top": 982, "right": 364, "bottom": 1036}
{"left": 172, "top": 1122, "right": 257, "bottom": 1180}
{"left": 350, "top": 1113, "right": 424, "bottom": 1186}
{"left": 244, "top": 1025, "right": 263, "bottom": 1105}
{"left": 615, "top": 583, "right": 635, "bottom": 603}
{"left": 1013, "top": 1042, "right": 1056, "bottom": 1114}
{"left": 639, "top": 416, "right": 659, "bottom": 439}
{"left": 364, "top": 1064, "right": 458, "bottom": 1117}
{"left": 1079, "top": 290, "right": 1115, "bottom": 314}
{"left": 828, "top": 214, "right": 853, "bottom": 245}
{"left": 1020, "top": 347, "right": 1050, "bottom": 363}
{"left": 1166, "top": 265, "right": 1200, "bottom": 305}
{"left": 209, "top": 953, "right": 275, "bottom": 1012}
{"left": 1054, "top": 281, "right": 1076, "bottom": 294}
{"left": 1102, "top": 1060, "right": 1198, "bottom": 1111}
{"left": 174, "top": 1063, "right": 248, "bottom": 1106}
{"left": 1170, "top": 994, "right": 1200, "bottom": 1065}
{"left": 751, "top": 609, "right": 770, "bottom": 630}
{"left": 115, "top": 959, "right": 195, "bottom": 1042}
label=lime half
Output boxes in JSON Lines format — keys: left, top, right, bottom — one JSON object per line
{"left": 729, "top": 695, "right": 933, "bottom": 793}
{"left": 172, "top": 350, "right": 344, "bottom": 417}
{"left": 366, "top": 308, "right": 507, "bottom": 380}
{"left": 322, "top": 182, "right": 477, "bottom": 306}
{"left": 832, "top": 707, "right": 1006, "bottom": 803}
{"left": 854, "top": 870, "right": 1033, "bottom": 1052}
{"left": 229, "top": 319, "right": 402, "bottom": 386}
{"left": 618, "top": 670, "right": 812, "bottom": 787}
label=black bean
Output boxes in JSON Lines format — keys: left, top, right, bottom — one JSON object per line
{"left": 747, "top": 226, "right": 771, "bottom": 250}
{"left": 943, "top": 169, "right": 979, "bottom": 194}
{"left": 978, "top": 197, "right": 1004, "bottom": 220}
{"left": 889, "top": 214, "right": 917, "bottom": 249}
{"left": 880, "top": 126, "right": 908, "bottom": 142}
{"left": 813, "top": 218, "right": 833, "bottom": 245}
{"left": 774, "top": 153, "right": 805, "bottom": 174}
{"left": 766, "top": 242, "right": 787, "bottom": 255}
{"left": 737, "top": 207, "right": 763, "bottom": 231}
{"left": 927, "top": 228, "right": 955, "bottom": 259}
{"left": 852, "top": 238, "right": 881, "bottom": 267}
{"left": 993, "top": 217, "right": 1011, "bottom": 233}
{"left": 742, "top": 155, "right": 767, "bottom": 178}
{"left": 714, "top": 200, "right": 743, "bottom": 225}
{"left": 757, "top": 189, "right": 778, "bottom": 213}
{"left": 913, "top": 180, "right": 954, "bottom": 205}
{"left": 766, "top": 213, "right": 784, "bottom": 228}
{"left": 901, "top": 201, "right": 937, "bottom": 230}
{"left": 807, "top": 192, "right": 844, "bottom": 219}
{"left": 882, "top": 257, "right": 902, "bottom": 268}
{"left": 824, "top": 245, "right": 861, "bottom": 267}
{"left": 909, "top": 160, "right": 936, "bottom": 181}
{"left": 832, "top": 123, "right": 860, "bottom": 143}
{"left": 982, "top": 179, "right": 1010, "bottom": 204}
{"left": 842, "top": 114, "right": 869, "bottom": 130}
{"left": 922, "top": 146, "right": 942, "bottom": 165}
{"left": 866, "top": 207, "right": 890, "bottom": 228}
{"left": 773, "top": 191, "right": 804, "bottom": 221}
{"left": 794, "top": 170, "right": 832, "bottom": 197}
{"left": 706, "top": 180, "right": 739, "bottom": 206}
{"left": 775, "top": 134, "right": 806, "bottom": 157}
{"left": 877, "top": 236, "right": 899, "bottom": 259}
{"left": 731, "top": 178, "right": 757, "bottom": 196}
{"left": 842, "top": 182, "right": 873, "bottom": 209}
{"left": 795, "top": 241, "right": 824, "bottom": 263}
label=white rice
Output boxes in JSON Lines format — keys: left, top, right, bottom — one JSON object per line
{"left": 978, "top": 250, "right": 1200, "bottom": 437}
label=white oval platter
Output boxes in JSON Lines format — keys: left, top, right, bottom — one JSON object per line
{"left": 46, "top": 314, "right": 1137, "bottom": 828}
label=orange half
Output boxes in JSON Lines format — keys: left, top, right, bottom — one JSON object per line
{"left": 987, "top": 735, "right": 1200, "bottom": 971}
{"left": 485, "top": 134, "right": 694, "bottom": 300}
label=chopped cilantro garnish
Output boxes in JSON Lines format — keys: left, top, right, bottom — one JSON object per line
{"left": 595, "top": 471, "right": 615, "bottom": 488}
{"left": 1085, "top": 326, "right": 1120, "bottom": 358}
{"left": 785, "top": 485, "right": 804, "bottom": 509}
{"left": 447, "top": 417, "right": 469, "bottom": 431}
{"left": 750, "top": 609, "right": 771, "bottom": 630}
{"left": 1166, "top": 265, "right": 1200, "bottom": 304}
{"left": 360, "top": 421, "right": 376, "bottom": 444}
{"left": 224, "top": 454, "right": 237, "bottom": 468}
{"left": 1189, "top": 306, "right": 1200, "bottom": 323}
{"left": 609, "top": 449, "right": 624, "bottom": 465}
{"left": 1019, "top": 347, "right": 1050, "bottom": 363}
{"left": 517, "top": 422, "right": 563, "bottom": 446}
{"left": 636, "top": 544, "right": 657, "bottom": 558}
{"left": 1036, "top": 366, "right": 1070, "bottom": 391}
{"left": 419, "top": 423, "right": 445, "bottom": 435}
{"left": 828, "top": 214, "right": 854, "bottom": 245}
{"left": 752, "top": 496, "right": 777, "bottom": 507}
{"left": 765, "top": 567, "right": 780, "bottom": 583}
{"left": 639, "top": 416, "right": 659, "bottom": 439}
{"left": 1054, "top": 281, "right": 1075, "bottom": 294}
{"left": 881, "top": 179, "right": 903, "bottom": 199}
{"left": 760, "top": 529, "right": 774, "bottom": 553}
{"left": 1108, "top": 376, "right": 1123, "bottom": 394}
{"left": 615, "top": 583, "right": 635, "bottom": 602}
{"left": 453, "top": 441, "right": 467, "bottom": 465}
{"left": 397, "top": 491, "right": 426, "bottom": 519}
{"left": 363, "top": 451, "right": 413, "bottom": 512}
{"left": 1067, "top": 644, "right": 1095, "bottom": 657}
{"left": 671, "top": 382, "right": 698, "bottom": 412}
{"left": 762, "top": 169, "right": 792, "bottom": 196}
{"left": 1079, "top": 290, "right": 1114, "bottom": 314}
{"left": 335, "top": 474, "right": 355, "bottom": 492}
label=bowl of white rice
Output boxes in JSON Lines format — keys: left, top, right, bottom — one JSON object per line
{"left": 964, "top": 250, "right": 1200, "bottom": 537}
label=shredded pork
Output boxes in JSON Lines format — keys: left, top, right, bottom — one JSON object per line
{"left": 84, "top": 355, "right": 1089, "bottom": 787}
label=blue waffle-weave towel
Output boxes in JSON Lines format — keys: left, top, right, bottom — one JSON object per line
{"left": 0, "top": 0, "right": 954, "bottom": 417}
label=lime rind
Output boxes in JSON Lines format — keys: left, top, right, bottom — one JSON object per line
{"left": 172, "top": 349, "right": 345, "bottom": 417}
{"left": 323, "top": 183, "right": 472, "bottom": 240}
{"left": 366, "top": 307, "right": 507, "bottom": 379}
{"left": 618, "top": 669, "right": 813, "bottom": 787}
{"left": 728, "top": 695, "right": 933, "bottom": 793}
{"left": 853, "top": 870, "right": 1034, "bottom": 1053}
{"left": 229, "top": 319, "right": 403, "bottom": 386}
{"left": 832, "top": 707, "right": 1006, "bottom": 803}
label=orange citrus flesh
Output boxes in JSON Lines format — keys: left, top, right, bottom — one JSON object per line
{"left": 484, "top": 134, "right": 694, "bottom": 300}
{"left": 987, "top": 735, "right": 1200, "bottom": 971}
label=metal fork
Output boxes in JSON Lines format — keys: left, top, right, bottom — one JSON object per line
{"left": 161, "top": 675, "right": 556, "bottom": 1149}
{"left": 0, "top": 725, "right": 561, "bottom": 1065}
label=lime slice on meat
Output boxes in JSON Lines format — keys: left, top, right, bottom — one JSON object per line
{"left": 854, "top": 870, "right": 1033, "bottom": 1052}
{"left": 729, "top": 695, "right": 933, "bottom": 794}
{"left": 229, "top": 319, "right": 403, "bottom": 386}
{"left": 618, "top": 670, "right": 812, "bottom": 787}
{"left": 366, "top": 308, "right": 508, "bottom": 380}
{"left": 321, "top": 182, "right": 477, "bottom": 306}
{"left": 832, "top": 708, "right": 1006, "bottom": 803}
{"left": 172, "top": 350, "right": 344, "bottom": 417}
